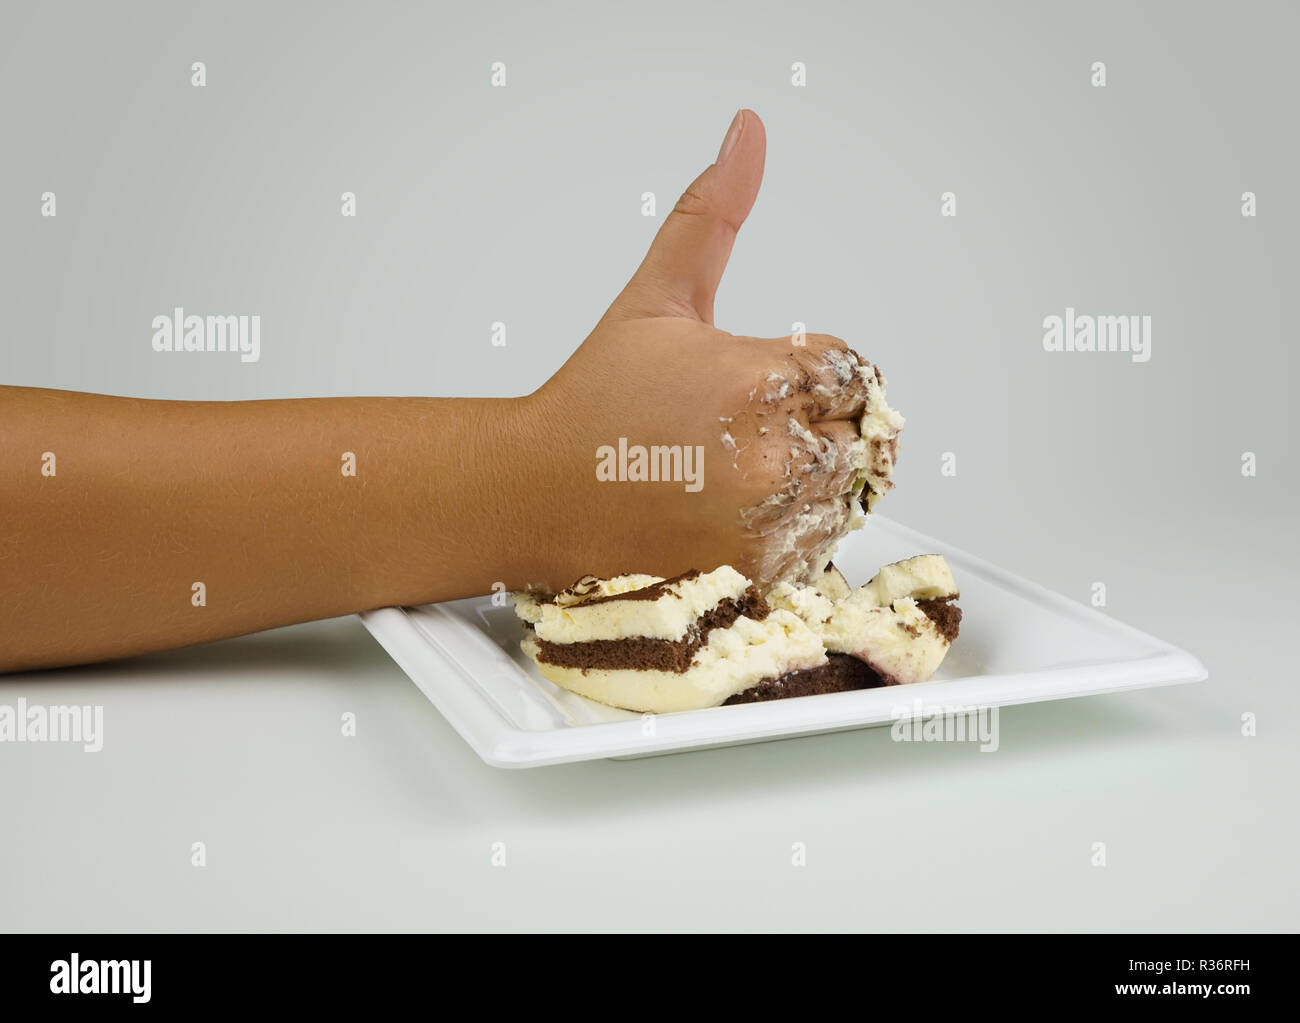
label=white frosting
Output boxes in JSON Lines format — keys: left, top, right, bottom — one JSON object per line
{"left": 766, "top": 579, "right": 836, "bottom": 626}
{"left": 818, "top": 564, "right": 853, "bottom": 601}
{"left": 821, "top": 594, "right": 950, "bottom": 684}
{"left": 857, "top": 367, "right": 905, "bottom": 513}
{"left": 516, "top": 566, "right": 750, "bottom": 644}
{"left": 766, "top": 555, "right": 958, "bottom": 685}
{"left": 859, "top": 554, "right": 957, "bottom": 606}
{"left": 511, "top": 573, "right": 661, "bottom": 625}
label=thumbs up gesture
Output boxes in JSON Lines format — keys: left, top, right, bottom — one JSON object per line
{"left": 525, "top": 110, "right": 895, "bottom": 589}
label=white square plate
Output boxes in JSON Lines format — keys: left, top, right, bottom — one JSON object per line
{"left": 359, "top": 517, "right": 1207, "bottom": 768}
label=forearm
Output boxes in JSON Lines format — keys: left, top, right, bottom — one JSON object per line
{"left": 0, "top": 386, "right": 546, "bottom": 671}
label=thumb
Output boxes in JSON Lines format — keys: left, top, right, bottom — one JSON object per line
{"left": 603, "top": 109, "right": 766, "bottom": 326}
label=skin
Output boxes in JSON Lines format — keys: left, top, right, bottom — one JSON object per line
{"left": 1, "top": 110, "right": 875, "bottom": 673}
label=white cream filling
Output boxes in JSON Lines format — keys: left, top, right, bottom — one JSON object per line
{"left": 818, "top": 563, "right": 853, "bottom": 601}
{"left": 765, "top": 555, "right": 957, "bottom": 684}
{"left": 857, "top": 369, "right": 905, "bottom": 513}
{"left": 766, "top": 579, "right": 837, "bottom": 627}
{"left": 860, "top": 555, "right": 957, "bottom": 606}
{"left": 521, "top": 609, "right": 827, "bottom": 713}
{"left": 519, "top": 566, "right": 751, "bottom": 644}
{"left": 553, "top": 573, "right": 663, "bottom": 607}
{"left": 513, "top": 573, "right": 663, "bottom": 625}
{"left": 820, "top": 595, "right": 950, "bottom": 684}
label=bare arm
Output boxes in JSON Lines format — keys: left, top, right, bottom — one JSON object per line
{"left": 0, "top": 388, "right": 549, "bottom": 671}
{"left": 1, "top": 110, "right": 876, "bottom": 673}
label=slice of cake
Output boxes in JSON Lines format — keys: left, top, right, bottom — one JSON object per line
{"left": 514, "top": 567, "right": 829, "bottom": 713}
{"left": 735, "top": 555, "right": 962, "bottom": 702}
{"left": 513, "top": 556, "right": 962, "bottom": 713}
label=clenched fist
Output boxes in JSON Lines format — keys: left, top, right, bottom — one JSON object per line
{"left": 521, "top": 110, "right": 899, "bottom": 590}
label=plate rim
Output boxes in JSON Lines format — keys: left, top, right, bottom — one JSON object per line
{"left": 359, "top": 516, "right": 1208, "bottom": 769}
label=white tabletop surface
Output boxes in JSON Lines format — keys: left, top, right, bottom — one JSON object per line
{"left": 2, "top": 503, "right": 1293, "bottom": 932}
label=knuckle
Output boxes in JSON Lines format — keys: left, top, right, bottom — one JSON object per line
{"left": 673, "top": 186, "right": 712, "bottom": 218}
{"left": 806, "top": 333, "right": 848, "bottom": 351}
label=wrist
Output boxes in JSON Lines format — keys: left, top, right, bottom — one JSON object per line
{"left": 366, "top": 392, "right": 563, "bottom": 607}
{"left": 490, "top": 388, "right": 567, "bottom": 587}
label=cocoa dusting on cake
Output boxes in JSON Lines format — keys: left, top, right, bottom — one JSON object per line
{"left": 724, "top": 652, "right": 887, "bottom": 704}
{"left": 563, "top": 569, "right": 704, "bottom": 606}
{"left": 534, "top": 587, "right": 771, "bottom": 674}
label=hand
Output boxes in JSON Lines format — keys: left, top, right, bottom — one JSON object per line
{"left": 524, "top": 110, "right": 880, "bottom": 590}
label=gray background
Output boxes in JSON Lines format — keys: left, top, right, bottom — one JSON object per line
{"left": 1, "top": 0, "right": 1296, "bottom": 930}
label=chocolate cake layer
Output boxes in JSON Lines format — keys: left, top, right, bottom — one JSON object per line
{"left": 724, "top": 652, "right": 886, "bottom": 704}
{"left": 534, "top": 587, "right": 771, "bottom": 674}
{"left": 916, "top": 596, "right": 961, "bottom": 642}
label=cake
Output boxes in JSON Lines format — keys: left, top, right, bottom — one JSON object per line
{"left": 512, "top": 567, "right": 828, "bottom": 713}
{"left": 513, "top": 557, "right": 961, "bottom": 712}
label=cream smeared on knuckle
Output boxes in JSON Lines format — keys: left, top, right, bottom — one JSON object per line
{"left": 733, "top": 345, "right": 904, "bottom": 585}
